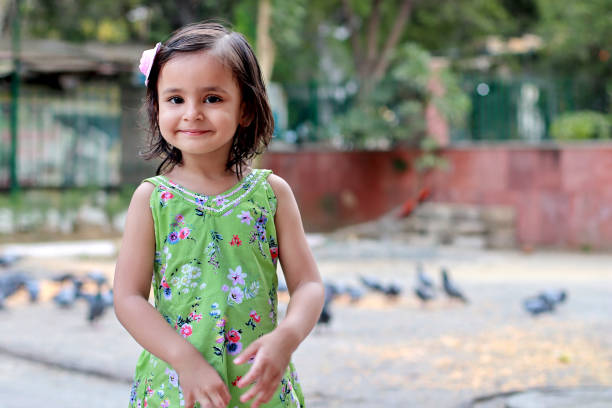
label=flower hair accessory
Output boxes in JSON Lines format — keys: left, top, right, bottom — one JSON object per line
{"left": 139, "top": 42, "right": 161, "bottom": 86}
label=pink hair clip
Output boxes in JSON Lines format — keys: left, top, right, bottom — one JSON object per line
{"left": 139, "top": 42, "right": 161, "bottom": 86}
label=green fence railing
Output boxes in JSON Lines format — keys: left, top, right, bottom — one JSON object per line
{"left": 0, "top": 82, "right": 121, "bottom": 189}
{"left": 451, "top": 76, "right": 610, "bottom": 142}
{"left": 1, "top": 75, "right": 608, "bottom": 189}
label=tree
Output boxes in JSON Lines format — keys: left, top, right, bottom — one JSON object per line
{"left": 19, "top": 0, "right": 241, "bottom": 43}
{"left": 341, "top": 0, "right": 414, "bottom": 101}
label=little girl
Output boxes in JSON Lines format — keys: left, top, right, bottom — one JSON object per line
{"left": 114, "top": 22, "right": 324, "bottom": 408}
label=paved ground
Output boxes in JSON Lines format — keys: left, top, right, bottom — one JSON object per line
{"left": 1, "top": 238, "right": 612, "bottom": 407}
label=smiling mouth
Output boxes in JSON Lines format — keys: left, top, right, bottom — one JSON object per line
{"left": 179, "top": 130, "right": 211, "bottom": 135}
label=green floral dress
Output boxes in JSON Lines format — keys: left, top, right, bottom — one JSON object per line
{"left": 128, "top": 169, "right": 304, "bottom": 408}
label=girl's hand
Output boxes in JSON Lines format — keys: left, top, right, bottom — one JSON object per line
{"left": 174, "top": 352, "right": 231, "bottom": 408}
{"left": 234, "top": 328, "right": 298, "bottom": 408}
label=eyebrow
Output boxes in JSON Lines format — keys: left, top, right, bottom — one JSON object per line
{"left": 160, "top": 86, "right": 228, "bottom": 95}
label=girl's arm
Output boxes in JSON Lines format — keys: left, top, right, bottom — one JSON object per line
{"left": 235, "top": 174, "right": 325, "bottom": 407}
{"left": 113, "top": 183, "right": 230, "bottom": 408}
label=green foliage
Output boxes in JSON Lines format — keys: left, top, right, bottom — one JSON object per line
{"left": 550, "top": 111, "right": 611, "bottom": 141}
{"left": 406, "top": 0, "right": 515, "bottom": 54}
{"left": 21, "top": 0, "right": 239, "bottom": 43}
{"left": 328, "top": 42, "right": 469, "bottom": 149}
{"left": 415, "top": 137, "right": 449, "bottom": 173}
{"left": 535, "top": 0, "right": 612, "bottom": 73}
{"left": 270, "top": 0, "right": 307, "bottom": 51}
{"left": 434, "top": 68, "right": 472, "bottom": 129}
{"left": 23, "top": 0, "right": 141, "bottom": 43}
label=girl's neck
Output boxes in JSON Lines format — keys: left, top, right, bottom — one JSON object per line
{"left": 176, "top": 152, "right": 231, "bottom": 179}
{"left": 165, "top": 155, "right": 250, "bottom": 196}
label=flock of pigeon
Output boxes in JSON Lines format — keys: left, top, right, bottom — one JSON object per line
{"left": 1, "top": 253, "right": 567, "bottom": 327}
{"left": 308, "top": 261, "right": 568, "bottom": 327}
{"left": 0, "top": 254, "right": 113, "bottom": 324}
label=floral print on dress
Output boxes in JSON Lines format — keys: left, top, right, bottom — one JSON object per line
{"left": 165, "top": 214, "right": 196, "bottom": 246}
{"left": 223, "top": 265, "right": 260, "bottom": 306}
{"left": 269, "top": 235, "right": 279, "bottom": 266}
{"left": 230, "top": 234, "right": 242, "bottom": 246}
{"left": 247, "top": 203, "right": 271, "bottom": 258}
{"left": 165, "top": 297, "right": 203, "bottom": 339}
{"left": 159, "top": 186, "right": 174, "bottom": 208}
{"left": 245, "top": 309, "right": 261, "bottom": 330}
{"left": 168, "top": 261, "right": 205, "bottom": 295}
{"left": 131, "top": 170, "right": 304, "bottom": 408}
{"left": 238, "top": 210, "right": 252, "bottom": 225}
{"left": 206, "top": 230, "right": 224, "bottom": 269}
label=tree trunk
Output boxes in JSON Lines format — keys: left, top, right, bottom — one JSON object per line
{"left": 256, "top": 0, "right": 276, "bottom": 83}
{"left": 343, "top": 0, "right": 415, "bottom": 102}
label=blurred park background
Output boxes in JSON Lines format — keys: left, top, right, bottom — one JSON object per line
{"left": 0, "top": 0, "right": 611, "bottom": 249}
{"left": 0, "top": 1, "right": 612, "bottom": 407}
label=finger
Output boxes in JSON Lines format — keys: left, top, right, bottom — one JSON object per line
{"left": 252, "top": 389, "right": 275, "bottom": 408}
{"left": 233, "top": 340, "right": 260, "bottom": 365}
{"left": 195, "top": 392, "right": 213, "bottom": 408}
{"left": 237, "top": 360, "right": 263, "bottom": 388}
{"left": 219, "top": 384, "right": 231, "bottom": 405}
{"left": 261, "top": 386, "right": 279, "bottom": 404}
{"left": 240, "top": 384, "right": 261, "bottom": 403}
{"left": 184, "top": 394, "right": 194, "bottom": 408}
{"left": 208, "top": 390, "right": 227, "bottom": 408}
{"left": 253, "top": 372, "right": 280, "bottom": 405}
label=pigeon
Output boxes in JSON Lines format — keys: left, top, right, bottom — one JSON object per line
{"left": 416, "top": 262, "right": 434, "bottom": 288}
{"left": 102, "top": 288, "right": 114, "bottom": 307}
{"left": 441, "top": 267, "right": 468, "bottom": 303}
{"left": 317, "top": 282, "right": 339, "bottom": 327}
{"left": 539, "top": 289, "right": 567, "bottom": 305}
{"left": 523, "top": 295, "right": 555, "bottom": 315}
{"left": 414, "top": 284, "right": 435, "bottom": 303}
{"left": 0, "top": 254, "right": 21, "bottom": 267}
{"left": 52, "top": 273, "right": 77, "bottom": 283}
{"left": 0, "top": 273, "right": 28, "bottom": 299}
{"left": 25, "top": 279, "right": 40, "bottom": 302}
{"left": 383, "top": 282, "right": 402, "bottom": 297}
{"left": 360, "top": 275, "right": 401, "bottom": 298}
{"left": 83, "top": 291, "right": 107, "bottom": 324}
{"left": 87, "top": 270, "right": 108, "bottom": 287}
{"left": 53, "top": 277, "right": 83, "bottom": 308}
{"left": 344, "top": 285, "right": 364, "bottom": 303}
{"left": 0, "top": 273, "right": 38, "bottom": 305}
{"left": 414, "top": 263, "right": 435, "bottom": 303}
{"left": 360, "top": 276, "right": 385, "bottom": 292}
{"left": 523, "top": 289, "right": 567, "bottom": 316}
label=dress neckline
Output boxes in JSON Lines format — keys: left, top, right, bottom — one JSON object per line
{"left": 154, "top": 169, "right": 265, "bottom": 215}
{"left": 159, "top": 169, "right": 254, "bottom": 199}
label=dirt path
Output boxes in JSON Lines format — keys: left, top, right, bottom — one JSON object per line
{"left": 1, "top": 240, "right": 611, "bottom": 407}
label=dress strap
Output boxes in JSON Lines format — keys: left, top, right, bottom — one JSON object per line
{"left": 142, "top": 175, "right": 164, "bottom": 187}
{"left": 259, "top": 170, "right": 278, "bottom": 216}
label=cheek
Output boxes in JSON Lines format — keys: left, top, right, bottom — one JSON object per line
{"left": 158, "top": 109, "right": 177, "bottom": 126}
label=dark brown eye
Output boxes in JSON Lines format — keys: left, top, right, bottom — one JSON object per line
{"left": 204, "top": 95, "right": 222, "bottom": 103}
{"left": 168, "top": 96, "right": 184, "bottom": 104}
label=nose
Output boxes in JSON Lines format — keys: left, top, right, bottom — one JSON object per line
{"left": 183, "top": 100, "right": 204, "bottom": 121}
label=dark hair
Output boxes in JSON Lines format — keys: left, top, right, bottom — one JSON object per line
{"left": 141, "top": 22, "right": 274, "bottom": 179}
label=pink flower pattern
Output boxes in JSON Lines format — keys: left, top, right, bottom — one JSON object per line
{"left": 130, "top": 170, "right": 303, "bottom": 407}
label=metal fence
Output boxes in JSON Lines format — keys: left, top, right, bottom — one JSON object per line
{"left": 0, "top": 82, "right": 121, "bottom": 189}
{"left": 452, "top": 75, "right": 609, "bottom": 142}
{"left": 272, "top": 76, "right": 610, "bottom": 146}
{"left": 1, "top": 75, "right": 608, "bottom": 189}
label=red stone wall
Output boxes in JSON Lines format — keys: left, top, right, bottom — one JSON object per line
{"left": 261, "top": 145, "right": 612, "bottom": 249}
{"left": 262, "top": 150, "right": 421, "bottom": 231}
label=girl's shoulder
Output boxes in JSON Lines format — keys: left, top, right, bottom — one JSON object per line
{"left": 131, "top": 181, "right": 156, "bottom": 208}
{"left": 265, "top": 173, "right": 293, "bottom": 202}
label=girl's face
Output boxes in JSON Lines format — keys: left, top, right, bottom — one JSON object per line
{"left": 157, "top": 51, "right": 245, "bottom": 164}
